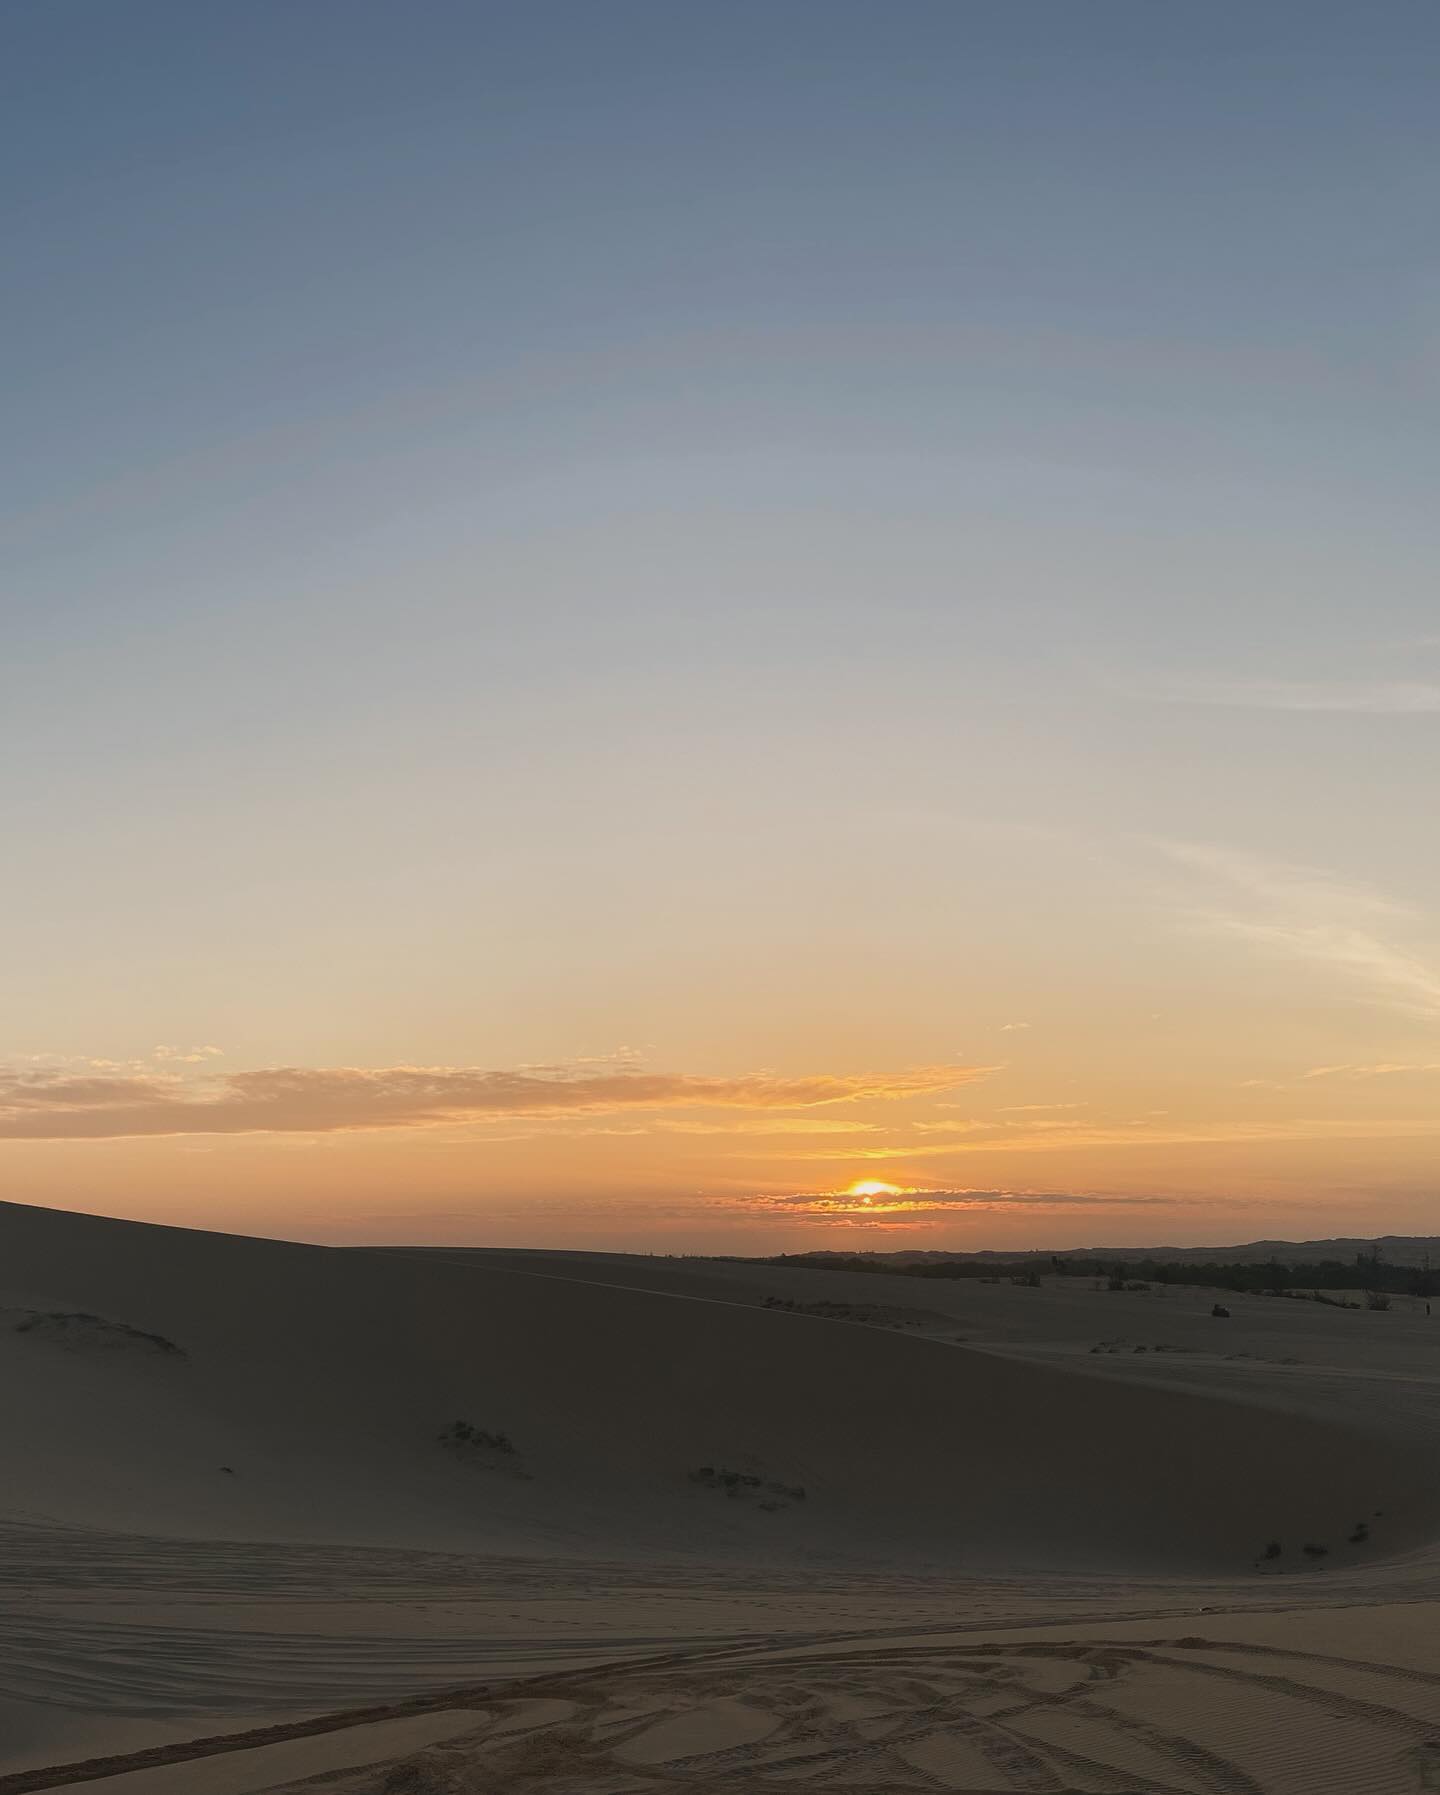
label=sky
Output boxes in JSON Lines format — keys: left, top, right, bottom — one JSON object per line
{"left": 4, "top": 1, "right": 1440, "bottom": 1251}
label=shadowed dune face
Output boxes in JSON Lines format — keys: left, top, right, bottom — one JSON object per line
{"left": 1, "top": 1200, "right": 1437, "bottom": 1576}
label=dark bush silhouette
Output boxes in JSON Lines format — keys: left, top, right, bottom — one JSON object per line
{"left": 1348, "top": 1521, "right": 1370, "bottom": 1544}
{"left": 1302, "top": 1542, "right": 1329, "bottom": 1558}
{"left": 689, "top": 1465, "right": 805, "bottom": 1502}
{"left": 1211, "top": 1304, "right": 1230, "bottom": 1318}
{"left": 1262, "top": 1539, "right": 1282, "bottom": 1559}
{"left": 438, "top": 1421, "right": 514, "bottom": 1454}
{"left": 1365, "top": 1290, "right": 1392, "bottom": 1311}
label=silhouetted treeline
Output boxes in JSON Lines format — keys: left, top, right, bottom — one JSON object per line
{"left": 758, "top": 1248, "right": 1435, "bottom": 1299}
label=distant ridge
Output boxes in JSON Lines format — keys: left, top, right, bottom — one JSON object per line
{"left": 774, "top": 1235, "right": 1440, "bottom": 1268}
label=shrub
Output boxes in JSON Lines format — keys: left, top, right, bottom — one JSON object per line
{"left": 1365, "top": 1290, "right": 1392, "bottom": 1311}
{"left": 438, "top": 1421, "right": 515, "bottom": 1454}
{"left": 689, "top": 1465, "right": 805, "bottom": 1502}
{"left": 690, "top": 1465, "right": 761, "bottom": 1493}
{"left": 1301, "top": 1542, "right": 1328, "bottom": 1558}
{"left": 1211, "top": 1304, "right": 1230, "bottom": 1318}
{"left": 1348, "top": 1522, "right": 1370, "bottom": 1544}
{"left": 1262, "top": 1540, "right": 1282, "bottom": 1559}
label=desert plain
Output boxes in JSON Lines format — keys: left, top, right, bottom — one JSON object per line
{"left": 3, "top": 1199, "right": 1440, "bottom": 1793}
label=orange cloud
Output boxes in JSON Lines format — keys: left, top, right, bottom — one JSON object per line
{"left": 0, "top": 1061, "right": 993, "bottom": 1141}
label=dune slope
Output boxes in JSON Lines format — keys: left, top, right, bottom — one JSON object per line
{"left": 1, "top": 1200, "right": 1436, "bottom": 1575}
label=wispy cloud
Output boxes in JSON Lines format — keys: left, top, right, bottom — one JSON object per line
{"left": 1000, "top": 1101, "right": 1085, "bottom": 1113}
{"left": 1159, "top": 841, "right": 1440, "bottom": 1022}
{"left": 722, "top": 1186, "right": 1265, "bottom": 1227}
{"left": 1304, "top": 1062, "right": 1440, "bottom": 1080}
{"left": 767, "top": 1113, "right": 1440, "bottom": 1162}
{"left": 0, "top": 1060, "right": 994, "bottom": 1142}
{"left": 1144, "top": 676, "right": 1440, "bottom": 714}
{"left": 647, "top": 1116, "right": 881, "bottom": 1137}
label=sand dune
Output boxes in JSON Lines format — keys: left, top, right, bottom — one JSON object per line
{"left": 4, "top": 1200, "right": 1435, "bottom": 1574}
{"left": 5, "top": 1200, "right": 1440, "bottom": 1790}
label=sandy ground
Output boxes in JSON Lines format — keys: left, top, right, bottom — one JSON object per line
{"left": 3, "top": 1202, "right": 1440, "bottom": 1791}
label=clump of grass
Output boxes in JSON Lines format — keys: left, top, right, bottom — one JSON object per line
{"left": 689, "top": 1465, "right": 806, "bottom": 1502}
{"left": 763, "top": 1296, "right": 890, "bottom": 1324}
{"left": 1262, "top": 1539, "right": 1283, "bottom": 1560}
{"left": 1301, "top": 1542, "right": 1329, "bottom": 1559}
{"left": 438, "top": 1421, "right": 514, "bottom": 1454}
{"left": 1348, "top": 1521, "right": 1370, "bottom": 1544}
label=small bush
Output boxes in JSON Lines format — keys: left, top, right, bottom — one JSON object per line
{"left": 689, "top": 1465, "right": 805, "bottom": 1502}
{"left": 690, "top": 1464, "right": 762, "bottom": 1493}
{"left": 1262, "top": 1539, "right": 1282, "bottom": 1559}
{"left": 438, "top": 1421, "right": 515, "bottom": 1454}
{"left": 1011, "top": 1269, "right": 1042, "bottom": 1288}
{"left": 1211, "top": 1303, "right": 1230, "bottom": 1318}
{"left": 1348, "top": 1522, "right": 1370, "bottom": 1544}
{"left": 1365, "top": 1290, "right": 1392, "bottom": 1311}
{"left": 1301, "top": 1542, "right": 1329, "bottom": 1558}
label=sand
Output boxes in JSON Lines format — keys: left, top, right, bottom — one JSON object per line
{"left": 2, "top": 1200, "right": 1439, "bottom": 1791}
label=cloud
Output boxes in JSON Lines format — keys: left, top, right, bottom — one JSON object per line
{"left": 1159, "top": 841, "right": 1440, "bottom": 1022}
{"left": 1000, "top": 1102, "right": 1086, "bottom": 1113}
{"left": 1144, "top": 676, "right": 1440, "bottom": 714}
{"left": 0, "top": 1061, "right": 994, "bottom": 1142}
{"left": 758, "top": 1187, "right": 1170, "bottom": 1210}
{"left": 1000, "top": 1021, "right": 1032, "bottom": 1032}
{"left": 1304, "top": 1062, "right": 1440, "bottom": 1080}
{"left": 722, "top": 1186, "right": 1246, "bottom": 1226}
{"left": 769, "top": 1113, "right": 1440, "bottom": 1162}
{"left": 646, "top": 1117, "right": 882, "bottom": 1137}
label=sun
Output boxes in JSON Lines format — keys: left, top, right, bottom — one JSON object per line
{"left": 845, "top": 1180, "right": 902, "bottom": 1200}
